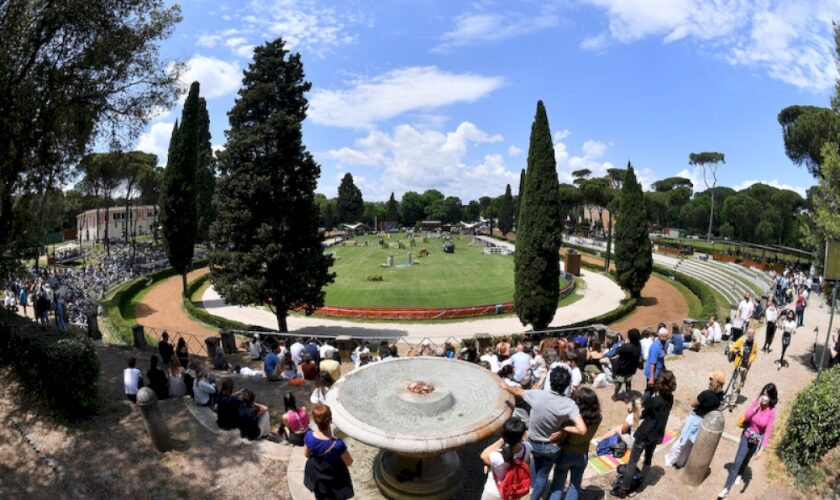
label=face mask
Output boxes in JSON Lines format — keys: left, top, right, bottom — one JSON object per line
{"left": 760, "top": 395, "right": 770, "bottom": 405}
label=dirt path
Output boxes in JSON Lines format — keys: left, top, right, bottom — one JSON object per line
{"left": 561, "top": 249, "right": 689, "bottom": 331}
{"left": 135, "top": 268, "right": 215, "bottom": 337}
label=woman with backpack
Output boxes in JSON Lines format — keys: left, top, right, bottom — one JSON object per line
{"left": 480, "top": 417, "right": 530, "bottom": 500}
{"left": 551, "top": 387, "right": 602, "bottom": 500}
{"left": 281, "top": 393, "right": 309, "bottom": 446}
{"left": 304, "top": 404, "right": 354, "bottom": 500}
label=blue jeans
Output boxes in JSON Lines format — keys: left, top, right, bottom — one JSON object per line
{"left": 530, "top": 440, "right": 562, "bottom": 499}
{"left": 796, "top": 306, "right": 805, "bottom": 327}
{"left": 550, "top": 451, "right": 587, "bottom": 500}
{"left": 724, "top": 431, "right": 758, "bottom": 490}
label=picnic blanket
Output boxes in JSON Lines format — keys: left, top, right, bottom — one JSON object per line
{"left": 587, "top": 431, "right": 675, "bottom": 474}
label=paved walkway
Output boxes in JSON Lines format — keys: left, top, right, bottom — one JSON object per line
{"left": 201, "top": 263, "right": 624, "bottom": 342}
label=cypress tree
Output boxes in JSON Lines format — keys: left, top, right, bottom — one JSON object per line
{"left": 515, "top": 101, "right": 563, "bottom": 330}
{"left": 160, "top": 82, "right": 200, "bottom": 297}
{"left": 614, "top": 164, "right": 652, "bottom": 298}
{"left": 208, "top": 38, "right": 334, "bottom": 332}
{"left": 515, "top": 168, "right": 525, "bottom": 225}
{"left": 337, "top": 173, "right": 364, "bottom": 223}
{"left": 386, "top": 192, "right": 399, "bottom": 222}
{"left": 195, "top": 97, "right": 216, "bottom": 242}
{"left": 499, "top": 184, "right": 514, "bottom": 234}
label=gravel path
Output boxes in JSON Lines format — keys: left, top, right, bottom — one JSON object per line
{"left": 136, "top": 268, "right": 215, "bottom": 337}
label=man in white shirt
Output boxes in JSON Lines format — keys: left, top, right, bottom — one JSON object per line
{"left": 733, "top": 293, "right": 754, "bottom": 342}
{"left": 352, "top": 342, "right": 371, "bottom": 367}
{"left": 289, "top": 337, "right": 305, "bottom": 366}
{"left": 702, "top": 315, "right": 723, "bottom": 344}
{"left": 763, "top": 300, "right": 779, "bottom": 352}
{"left": 640, "top": 330, "right": 654, "bottom": 362}
{"left": 123, "top": 356, "right": 143, "bottom": 402}
{"left": 480, "top": 347, "right": 500, "bottom": 373}
{"left": 320, "top": 340, "right": 338, "bottom": 361}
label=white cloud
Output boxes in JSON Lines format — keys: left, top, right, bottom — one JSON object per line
{"left": 508, "top": 145, "right": 523, "bottom": 157}
{"left": 734, "top": 179, "right": 807, "bottom": 198}
{"left": 309, "top": 66, "right": 505, "bottom": 129}
{"left": 197, "top": 34, "right": 222, "bottom": 48}
{"left": 323, "top": 122, "right": 517, "bottom": 200}
{"left": 554, "top": 134, "right": 615, "bottom": 184}
{"left": 582, "top": 0, "right": 840, "bottom": 90}
{"left": 675, "top": 167, "right": 704, "bottom": 192}
{"left": 180, "top": 55, "right": 241, "bottom": 99}
{"left": 435, "top": 10, "right": 560, "bottom": 52}
{"left": 225, "top": 37, "right": 247, "bottom": 48}
{"left": 136, "top": 122, "right": 175, "bottom": 164}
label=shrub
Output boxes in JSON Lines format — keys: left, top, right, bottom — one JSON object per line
{"left": 366, "top": 274, "right": 384, "bottom": 282}
{"left": 0, "top": 310, "right": 100, "bottom": 419}
{"left": 652, "top": 264, "right": 718, "bottom": 320}
{"left": 779, "top": 366, "right": 840, "bottom": 477}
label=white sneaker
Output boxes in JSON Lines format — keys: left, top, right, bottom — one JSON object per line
{"left": 718, "top": 487, "right": 729, "bottom": 499}
{"left": 734, "top": 475, "right": 742, "bottom": 486}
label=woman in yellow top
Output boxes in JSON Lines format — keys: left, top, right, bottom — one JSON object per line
{"left": 729, "top": 328, "right": 759, "bottom": 400}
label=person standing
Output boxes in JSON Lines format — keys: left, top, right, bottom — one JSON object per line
{"left": 123, "top": 357, "right": 144, "bottom": 402}
{"left": 795, "top": 288, "right": 807, "bottom": 327}
{"left": 158, "top": 331, "right": 174, "bottom": 366}
{"left": 612, "top": 370, "right": 676, "bottom": 498}
{"left": 480, "top": 417, "right": 530, "bottom": 500}
{"left": 610, "top": 330, "right": 641, "bottom": 403}
{"left": 496, "top": 337, "right": 512, "bottom": 363}
{"left": 18, "top": 287, "right": 28, "bottom": 316}
{"left": 776, "top": 310, "right": 797, "bottom": 368}
{"left": 733, "top": 293, "right": 754, "bottom": 342}
{"left": 730, "top": 329, "right": 758, "bottom": 398}
{"left": 762, "top": 301, "right": 778, "bottom": 353}
{"left": 665, "top": 370, "right": 725, "bottom": 468}
{"left": 551, "top": 387, "right": 602, "bottom": 500}
{"left": 176, "top": 337, "right": 190, "bottom": 368}
{"left": 644, "top": 328, "right": 669, "bottom": 399}
{"left": 53, "top": 296, "right": 66, "bottom": 332}
{"left": 501, "top": 367, "right": 587, "bottom": 499}
{"left": 303, "top": 404, "right": 354, "bottom": 500}
{"left": 718, "top": 384, "right": 778, "bottom": 499}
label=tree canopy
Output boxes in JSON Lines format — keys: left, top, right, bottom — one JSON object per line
{"left": 614, "top": 165, "right": 652, "bottom": 298}
{"left": 337, "top": 173, "right": 363, "bottom": 223}
{"left": 208, "top": 38, "right": 334, "bottom": 332}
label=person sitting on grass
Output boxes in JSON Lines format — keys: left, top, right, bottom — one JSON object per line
{"left": 248, "top": 334, "right": 264, "bottom": 360}
{"left": 237, "top": 388, "right": 270, "bottom": 440}
{"left": 264, "top": 343, "right": 282, "bottom": 382}
{"left": 281, "top": 393, "right": 310, "bottom": 446}
{"left": 310, "top": 371, "right": 335, "bottom": 405}
{"left": 193, "top": 369, "right": 217, "bottom": 407}
{"left": 147, "top": 354, "right": 169, "bottom": 401}
{"left": 123, "top": 356, "right": 144, "bottom": 403}
{"left": 216, "top": 377, "right": 243, "bottom": 431}
{"left": 280, "top": 352, "right": 300, "bottom": 380}
{"left": 319, "top": 350, "right": 341, "bottom": 382}
{"left": 213, "top": 350, "right": 231, "bottom": 371}
{"left": 300, "top": 352, "right": 319, "bottom": 380}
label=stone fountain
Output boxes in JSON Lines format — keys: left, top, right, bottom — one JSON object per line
{"left": 325, "top": 357, "right": 513, "bottom": 499}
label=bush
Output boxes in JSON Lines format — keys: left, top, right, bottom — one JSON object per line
{"left": 366, "top": 274, "right": 384, "bottom": 282}
{"left": 779, "top": 366, "right": 840, "bottom": 476}
{"left": 0, "top": 310, "right": 100, "bottom": 419}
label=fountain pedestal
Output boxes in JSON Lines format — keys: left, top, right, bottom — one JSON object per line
{"left": 374, "top": 450, "right": 460, "bottom": 499}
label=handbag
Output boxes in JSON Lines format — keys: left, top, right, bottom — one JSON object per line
{"left": 736, "top": 414, "right": 746, "bottom": 428}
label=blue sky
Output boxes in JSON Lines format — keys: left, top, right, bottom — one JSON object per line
{"left": 137, "top": 0, "right": 840, "bottom": 201}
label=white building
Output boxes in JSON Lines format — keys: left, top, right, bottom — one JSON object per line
{"left": 76, "top": 205, "right": 159, "bottom": 242}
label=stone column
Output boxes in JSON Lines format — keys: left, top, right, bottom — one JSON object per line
{"left": 136, "top": 387, "right": 172, "bottom": 452}
{"left": 682, "top": 410, "right": 724, "bottom": 486}
{"left": 387, "top": 255, "right": 394, "bottom": 267}
{"left": 408, "top": 253, "right": 414, "bottom": 265}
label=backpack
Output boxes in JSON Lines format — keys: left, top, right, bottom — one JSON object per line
{"left": 494, "top": 455, "right": 531, "bottom": 500}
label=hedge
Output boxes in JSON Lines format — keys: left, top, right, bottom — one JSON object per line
{"left": 779, "top": 366, "right": 840, "bottom": 480}
{"left": 0, "top": 310, "right": 99, "bottom": 419}
{"left": 182, "top": 273, "right": 271, "bottom": 332}
{"left": 101, "top": 260, "right": 208, "bottom": 342}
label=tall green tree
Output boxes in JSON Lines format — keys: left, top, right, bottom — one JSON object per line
{"left": 515, "top": 168, "right": 526, "bottom": 224}
{"left": 138, "top": 165, "right": 164, "bottom": 242}
{"left": 400, "top": 191, "right": 425, "bottom": 226}
{"left": 195, "top": 97, "right": 216, "bottom": 242}
{"left": 208, "top": 38, "right": 334, "bottom": 332}
{"left": 337, "top": 173, "right": 363, "bottom": 223}
{"left": 160, "top": 82, "right": 201, "bottom": 296}
{"left": 386, "top": 192, "right": 399, "bottom": 222}
{"left": 499, "top": 184, "right": 514, "bottom": 234}
{"left": 614, "top": 165, "right": 652, "bottom": 299}
{"left": 515, "top": 101, "right": 563, "bottom": 330}
{"left": 689, "top": 152, "right": 725, "bottom": 239}
{"left": 0, "top": 0, "right": 181, "bottom": 274}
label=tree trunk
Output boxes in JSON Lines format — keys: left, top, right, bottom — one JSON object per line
{"left": 104, "top": 204, "right": 110, "bottom": 256}
{"left": 605, "top": 214, "right": 613, "bottom": 271}
{"left": 275, "top": 303, "right": 289, "bottom": 332}
{"left": 181, "top": 272, "right": 188, "bottom": 298}
{"left": 707, "top": 191, "right": 715, "bottom": 240}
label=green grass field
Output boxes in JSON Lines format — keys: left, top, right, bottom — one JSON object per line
{"left": 324, "top": 235, "right": 568, "bottom": 308}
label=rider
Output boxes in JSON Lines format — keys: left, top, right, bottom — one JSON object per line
{"left": 729, "top": 328, "right": 759, "bottom": 399}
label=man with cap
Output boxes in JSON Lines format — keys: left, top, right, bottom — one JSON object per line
{"left": 665, "top": 369, "right": 726, "bottom": 467}
{"left": 644, "top": 327, "right": 669, "bottom": 399}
